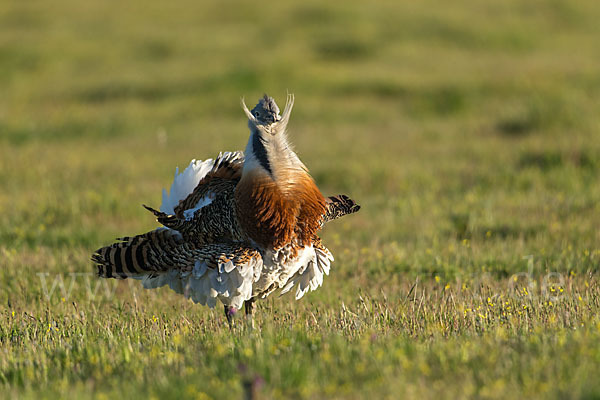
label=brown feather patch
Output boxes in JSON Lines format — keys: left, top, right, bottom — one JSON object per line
{"left": 235, "top": 168, "right": 326, "bottom": 251}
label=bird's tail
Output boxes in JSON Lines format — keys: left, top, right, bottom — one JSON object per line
{"left": 92, "top": 228, "right": 184, "bottom": 279}
{"left": 321, "top": 194, "right": 361, "bottom": 226}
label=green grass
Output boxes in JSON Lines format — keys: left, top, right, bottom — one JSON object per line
{"left": 2, "top": 0, "right": 600, "bottom": 398}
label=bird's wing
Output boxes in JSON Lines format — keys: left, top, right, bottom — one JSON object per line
{"left": 144, "top": 151, "right": 245, "bottom": 242}
{"left": 172, "top": 151, "right": 244, "bottom": 219}
{"left": 320, "top": 194, "right": 361, "bottom": 226}
{"left": 92, "top": 229, "right": 262, "bottom": 309}
{"left": 159, "top": 151, "right": 243, "bottom": 218}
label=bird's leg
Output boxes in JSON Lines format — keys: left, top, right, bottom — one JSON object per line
{"left": 224, "top": 305, "right": 236, "bottom": 330}
{"left": 244, "top": 299, "right": 255, "bottom": 329}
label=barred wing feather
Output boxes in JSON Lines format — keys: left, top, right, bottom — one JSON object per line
{"left": 160, "top": 151, "right": 244, "bottom": 216}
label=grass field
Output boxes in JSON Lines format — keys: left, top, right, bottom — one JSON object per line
{"left": 2, "top": 0, "right": 600, "bottom": 398}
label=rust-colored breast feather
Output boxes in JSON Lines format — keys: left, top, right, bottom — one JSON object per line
{"left": 235, "top": 170, "right": 326, "bottom": 250}
{"left": 293, "top": 174, "right": 327, "bottom": 246}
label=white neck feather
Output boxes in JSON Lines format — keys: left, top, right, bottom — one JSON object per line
{"left": 242, "top": 129, "right": 306, "bottom": 183}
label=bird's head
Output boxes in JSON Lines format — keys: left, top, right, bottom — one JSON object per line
{"left": 241, "top": 93, "right": 294, "bottom": 136}
{"left": 240, "top": 93, "right": 305, "bottom": 179}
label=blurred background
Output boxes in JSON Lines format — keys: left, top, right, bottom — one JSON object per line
{"left": 2, "top": 0, "right": 599, "bottom": 275}
{"left": 2, "top": 0, "right": 600, "bottom": 274}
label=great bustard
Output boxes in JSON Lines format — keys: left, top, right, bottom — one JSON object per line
{"left": 92, "top": 94, "right": 360, "bottom": 326}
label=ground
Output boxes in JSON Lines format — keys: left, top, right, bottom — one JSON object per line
{"left": 1, "top": 0, "right": 600, "bottom": 398}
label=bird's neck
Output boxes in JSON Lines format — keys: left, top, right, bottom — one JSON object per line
{"left": 242, "top": 129, "right": 306, "bottom": 190}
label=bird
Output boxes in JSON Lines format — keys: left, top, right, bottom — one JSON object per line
{"left": 92, "top": 94, "right": 360, "bottom": 327}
